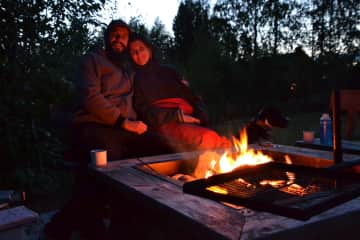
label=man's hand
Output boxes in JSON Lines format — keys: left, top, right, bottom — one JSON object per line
{"left": 183, "top": 114, "right": 200, "bottom": 124}
{"left": 122, "top": 119, "right": 148, "bottom": 135}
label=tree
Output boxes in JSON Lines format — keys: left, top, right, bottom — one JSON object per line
{"left": 149, "top": 18, "right": 173, "bottom": 63}
{"left": 261, "top": 0, "right": 302, "bottom": 55}
{"left": 173, "top": 0, "right": 211, "bottom": 65}
{"left": 307, "top": 0, "right": 360, "bottom": 58}
{"left": 209, "top": 15, "right": 239, "bottom": 60}
{"left": 213, "top": 0, "right": 267, "bottom": 59}
{"left": 0, "top": 0, "right": 105, "bottom": 172}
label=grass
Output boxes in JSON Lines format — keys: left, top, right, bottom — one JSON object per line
{"left": 213, "top": 112, "right": 360, "bottom": 145}
{"left": 272, "top": 112, "right": 322, "bottom": 145}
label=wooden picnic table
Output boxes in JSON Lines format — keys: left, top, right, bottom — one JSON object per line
{"left": 295, "top": 138, "right": 360, "bottom": 155}
{"left": 89, "top": 145, "right": 360, "bottom": 240}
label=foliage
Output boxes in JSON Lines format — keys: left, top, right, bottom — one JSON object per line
{"left": 173, "top": 0, "right": 211, "bottom": 64}
{"left": 170, "top": 0, "right": 359, "bottom": 123}
{"left": 0, "top": 0, "right": 105, "bottom": 193}
{"left": 307, "top": 0, "right": 360, "bottom": 57}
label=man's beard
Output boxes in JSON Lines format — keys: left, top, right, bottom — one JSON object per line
{"left": 106, "top": 47, "right": 127, "bottom": 64}
{"left": 110, "top": 41, "right": 126, "bottom": 53}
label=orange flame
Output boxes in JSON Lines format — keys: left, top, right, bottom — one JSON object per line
{"left": 200, "top": 128, "right": 273, "bottom": 178}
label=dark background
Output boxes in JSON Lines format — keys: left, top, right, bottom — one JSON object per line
{"left": 0, "top": 0, "right": 359, "bottom": 209}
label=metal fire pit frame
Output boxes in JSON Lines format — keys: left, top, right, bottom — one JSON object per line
{"left": 183, "top": 162, "right": 360, "bottom": 220}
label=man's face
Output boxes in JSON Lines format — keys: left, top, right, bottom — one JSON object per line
{"left": 108, "top": 26, "right": 129, "bottom": 54}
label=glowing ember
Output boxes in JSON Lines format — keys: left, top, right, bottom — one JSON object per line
{"left": 237, "top": 178, "right": 256, "bottom": 189}
{"left": 280, "top": 184, "right": 320, "bottom": 196}
{"left": 260, "top": 180, "right": 286, "bottom": 188}
{"left": 206, "top": 186, "right": 228, "bottom": 195}
{"left": 284, "top": 155, "right": 292, "bottom": 165}
{"left": 286, "top": 172, "right": 296, "bottom": 184}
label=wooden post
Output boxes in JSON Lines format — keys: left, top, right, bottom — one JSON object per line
{"left": 331, "top": 90, "right": 342, "bottom": 164}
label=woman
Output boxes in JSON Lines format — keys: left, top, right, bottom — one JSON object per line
{"left": 129, "top": 33, "right": 231, "bottom": 151}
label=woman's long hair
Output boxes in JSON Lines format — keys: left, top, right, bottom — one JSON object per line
{"left": 128, "top": 32, "right": 159, "bottom": 67}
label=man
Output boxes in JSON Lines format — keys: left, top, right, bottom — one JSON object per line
{"left": 72, "top": 19, "right": 171, "bottom": 161}
{"left": 44, "top": 19, "right": 172, "bottom": 240}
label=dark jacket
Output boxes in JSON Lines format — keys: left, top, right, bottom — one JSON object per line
{"left": 73, "top": 48, "right": 136, "bottom": 126}
{"left": 133, "top": 60, "right": 209, "bottom": 128}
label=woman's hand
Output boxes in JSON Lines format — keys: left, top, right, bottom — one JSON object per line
{"left": 183, "top": 114, "right": 200, "bottom": 124}
{"left": 122, "top": 119, "right": 148, "bottom": 134}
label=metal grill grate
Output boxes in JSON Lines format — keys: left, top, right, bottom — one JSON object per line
{"left": 183, "top": 162, "right": 360, "bottom": 220}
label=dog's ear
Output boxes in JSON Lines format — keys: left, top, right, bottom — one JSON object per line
{"left": 256, "top": 106, "right": 289, "bottom": 128}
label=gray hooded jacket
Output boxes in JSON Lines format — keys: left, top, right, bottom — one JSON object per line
{"left": 73, "top": 48, "right": 136, "bottom": 126}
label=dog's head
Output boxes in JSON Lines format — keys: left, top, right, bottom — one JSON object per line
{"left": 256, "top": 106, "right": 289, "bottom": 128}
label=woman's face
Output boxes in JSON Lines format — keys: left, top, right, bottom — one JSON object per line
{"left": 129, "top": 40, "right": 152, "bottom": 66}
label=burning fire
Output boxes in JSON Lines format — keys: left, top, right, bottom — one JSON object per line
{"left": 200, "top": 129, "right": 273, "bottom": 179}
{"left": 199, "top": 131, "right": 318, "bottom": 197}
{"left": 201, "top": 129, "right": 274, "bottom": 195}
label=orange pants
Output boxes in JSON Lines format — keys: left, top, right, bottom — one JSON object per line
{"left": 156, "top": 122, "right": 231, "bottom": 151}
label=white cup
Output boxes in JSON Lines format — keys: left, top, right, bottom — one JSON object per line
{"left": 303, "top": 131, "right": 315, "bottom": 143}
{"left": 90, "top": 149, "right": 107, "bottom": 167}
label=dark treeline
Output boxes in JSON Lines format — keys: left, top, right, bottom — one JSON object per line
{"left": 0, "top": 0, "right": 359, "bottom": 174}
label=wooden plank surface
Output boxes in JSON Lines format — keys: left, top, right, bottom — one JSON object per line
{"left": 90, "top": 145, "right": 360, "bottom": 240}
{"left": 0, "top": 206, "right": 38, "bottom": 231}
{"left": 98, "top": 144, "right": 360, "bottom": 172}
{"left": 295, "top": 138, "right": 360, "bottom": 154}
{"left": 110, "top": 167, "right": 244, "bottom": 239}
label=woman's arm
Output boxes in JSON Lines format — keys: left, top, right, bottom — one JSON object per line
{"left": 174, "top": 73, "right": 209, "bottom": 126}
{"left": 134, "top": 78, "right": 182, "bottom": 128}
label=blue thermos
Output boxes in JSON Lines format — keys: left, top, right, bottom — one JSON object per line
{"left": 319, "top": 113, "right": 332, "bottom": 146}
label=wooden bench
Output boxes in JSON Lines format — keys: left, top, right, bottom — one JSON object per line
{"left": 0, "top": 206, "right": 39, "bottom": 240}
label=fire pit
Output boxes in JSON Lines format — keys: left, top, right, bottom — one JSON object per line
{"left": 136, "top": 147, "right": 360, "bottom": 220}
{"left": 90, "top": 93, "right": 360, "bottom": 238}
{"left": 135, "top": 125, "right": 360, "bottom": 221}
{"left": 91, "top": 144, "right": 360, "bottom": 240}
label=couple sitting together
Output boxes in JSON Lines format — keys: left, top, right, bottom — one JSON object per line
{"left": 72, "top": 19, "right": 232, "bottom": 163}
{"left": 72, "top": 19, "right": 288, "bottom": 163}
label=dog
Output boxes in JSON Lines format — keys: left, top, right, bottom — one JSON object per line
{"left": 245, "top": 106, "right": 289, "bottom": 143}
